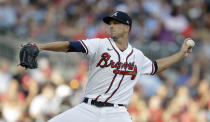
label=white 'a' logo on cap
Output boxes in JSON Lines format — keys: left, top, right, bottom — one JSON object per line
{"left": 113, "top": 12, "right": 118, "bottom": 16}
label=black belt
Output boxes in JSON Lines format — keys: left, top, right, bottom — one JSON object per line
{"left": 83, "top": 97, "right": 125, "bottom": 107}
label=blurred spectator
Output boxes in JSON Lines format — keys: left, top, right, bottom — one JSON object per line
{"left": 0, "top": 79, "right": 25, "bottom": 121}
{"left": 0, "top": 0, "right": 17, "bottom": 34}
{"left": 153, "top": 21, "right": 175, "bottom": 44}
{"left": 144, "top": 14, "right": 160, "bottom": 40}
{"left": 175, "top": 64, "right": 191, "bottom": 87}
{"left": 24, "top": 77, "right": 40, "bottom": 108}
{"left": 138, "top": 75, "right": 162, "bottom": 98}
{"left": 163, "top": 5, "right": 189, "bottom": 34}
{"left": 72, "top": 60, "right": 88, "bottom": 88}
{"left": 0, "top": 58, "right": 12, "bottom": 94}
{"left": 55, "top": 84, "right": 72, "bottom": 112}
{"left": 30, "top": 58, "right": 52, "bottom": 84}
{"left": 148, "top": 96, "right": 163, "bottom": 122}
{"left": 29, "top": 82, "right": 60, "bottom": 120}
{"left": 128, "top": 91, "right": 149, "bottom": 122}
{"left": 197, "top": 79, "right": 209, "bottom": 108}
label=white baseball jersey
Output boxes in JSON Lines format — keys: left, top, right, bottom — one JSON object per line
{"left": 80, "top": 38, "right": 155, "bottom": 105}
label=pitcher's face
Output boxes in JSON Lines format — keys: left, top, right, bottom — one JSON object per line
{"left": 109, "top": 20, "right": 130, "bottom": 39}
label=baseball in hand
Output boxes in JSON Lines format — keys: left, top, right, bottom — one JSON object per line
{"left": 186, "top": 39, "right": 195, "bottom": 47}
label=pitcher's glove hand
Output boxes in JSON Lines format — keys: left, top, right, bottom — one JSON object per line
{"left": 19, "top": 42, "right": 39, "bottom": 69}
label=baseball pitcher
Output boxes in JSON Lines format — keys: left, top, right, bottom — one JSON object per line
{"left": 19, "top": 11, "right": 194, "bottom": 122}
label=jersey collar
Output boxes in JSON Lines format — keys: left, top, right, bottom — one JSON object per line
{"left": 109, "top": 38, "right": 132, "bottom": 55}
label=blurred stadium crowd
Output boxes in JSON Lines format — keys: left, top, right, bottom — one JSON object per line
{"left": 0, "top": 0, "right": 210, "bottom": 121}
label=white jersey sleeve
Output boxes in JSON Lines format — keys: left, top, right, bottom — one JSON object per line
{"left": 136, "top": 49, "right": 156, "bottom": 75}
{"left": 140, "top": 55, "right": 155, "bottom": 75}
{"left": 80, "top": 38, "right": 102, "bottom": 57}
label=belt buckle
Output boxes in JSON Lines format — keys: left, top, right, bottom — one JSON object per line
{"left": 97, "top": 101, "right": 106, "bottom": 107}
{"left": 91, "top": 100, "right": 96, "bottom": 106}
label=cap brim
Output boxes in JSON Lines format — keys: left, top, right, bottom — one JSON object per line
{"left": 103, "top": 16, "right": 121, "bottom": 25}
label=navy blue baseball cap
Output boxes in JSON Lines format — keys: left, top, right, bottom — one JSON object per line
{"left": 103, "top": 11, "right": 132, "bottom": 28}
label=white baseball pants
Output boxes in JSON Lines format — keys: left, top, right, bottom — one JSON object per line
{"left": 48, "top": 103, "right": 132, "bottom": 122}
